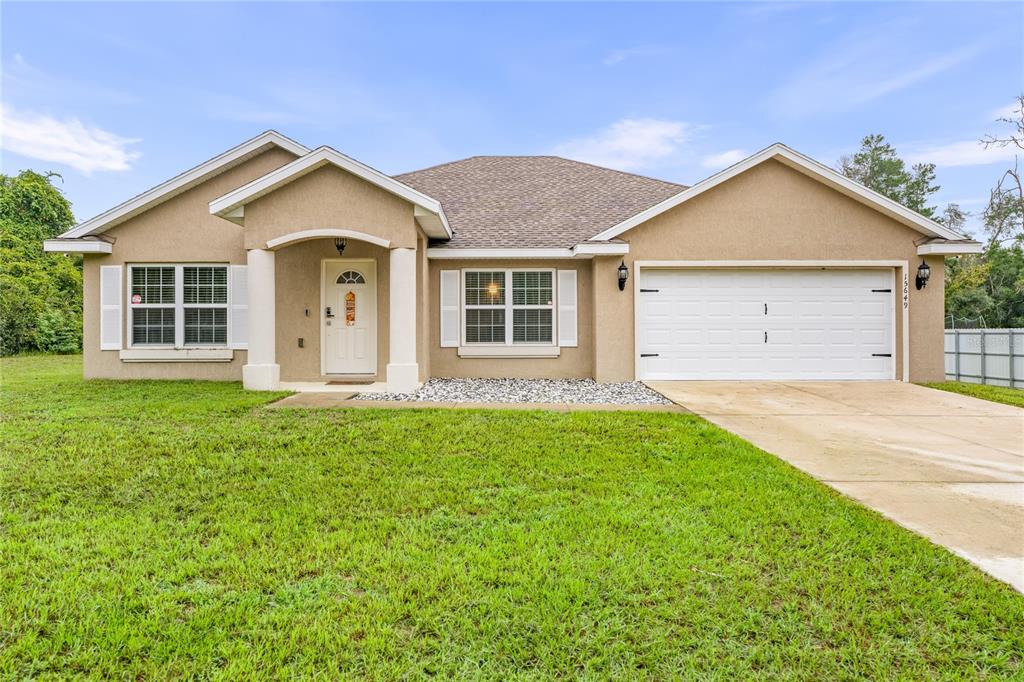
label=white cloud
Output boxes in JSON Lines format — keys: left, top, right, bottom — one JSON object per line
{"left": 0, "top": 105, "right": 140, "bottom": 173}
{"left": 991, "top": 100, "right": 1023, "bottom": 121}
{"left": 906, "top": 140, "right": 1019, "bottom": 168}
{"left": 702, "top": 149, "right": 749, "bottom": 169}
{"left": 768, "top": 37, "right": 985, "bottom": 117}
{"left": 553, "top": 118, "right": 695, "bottom": 170}
{"left": 602, "top": 46, "right": 671, "bottom": 66}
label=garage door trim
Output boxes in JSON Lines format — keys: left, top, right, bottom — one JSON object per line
{"left": 633, "top": 260, "right": 910, "bottom": 382}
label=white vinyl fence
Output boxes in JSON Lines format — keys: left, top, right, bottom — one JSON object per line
{"left": 944, "top": 328, "right": 1024, "bottom": 388}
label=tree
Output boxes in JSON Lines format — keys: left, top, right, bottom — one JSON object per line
{"left": 945, "top": 95, "right": 1024, "bottom": 328}
{"left": 839, "top": 134, "right": 940, "bottom": 217}
{"left": 0, "top": 170, "right": 82, "bottom": 355}
{"left": 980, "top": 95, "right": 1024, "bottom": 247}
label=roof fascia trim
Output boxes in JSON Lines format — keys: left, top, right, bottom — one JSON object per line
{"left": 43, "top": 239, "right": 114, "bottom": 254}
{"left": 60, "top": 131, "right": 309, "bottom": 239}
{"left": 426, "top": 243, "right": 630, "bottom": 259}
{"left": 209, "top": 146, "right": 452, "bottom": 239}
{"left": 590, "top": 143, "right": 967, "bottom": 243}
{"left": 917, "top": 241, "right": 984, "bottom": 255}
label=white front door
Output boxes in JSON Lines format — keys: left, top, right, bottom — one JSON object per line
{"left": 637, "top": 268, "right": 895, "bottom": 381}
{"left": 323, "top": 260, "right": 376, "bottom": 375}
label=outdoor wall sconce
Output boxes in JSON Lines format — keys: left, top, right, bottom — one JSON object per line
{"left": 617, "top": 260, "right": 629, "bottom": 291}
{"left": 915, "top": 260, "right": 931, "bottom": 290}
{"left": 334, "top": 237, "right": 347, "bottom": 256}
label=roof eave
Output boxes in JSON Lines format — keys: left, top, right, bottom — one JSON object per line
{"left": 43, "top": 238, "right": 114, "bottom": 254}
{"left": 209, "top": 146, "right": 452, "bottom": 240}
{"left": 425, "top": 242, "right": 630, "bottom": 259}
{"left": 59, "top": 131, "right": 309, "bottom": 239}
{"left": 589, "top": 143, "right": 970, "bottom": 244}
{"left": 917, "top": 240, "right": 985, "bottom": 256}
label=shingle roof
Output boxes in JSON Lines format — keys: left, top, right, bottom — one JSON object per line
{"left": 395, "top": 156, "right": 685, "bottom": 248}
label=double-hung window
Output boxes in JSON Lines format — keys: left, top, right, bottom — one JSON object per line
{"left": 463, "top": 269, "right": 555, "bottom": 345}
{"left": 129, "top": 265, "right": 228, "bottom": 347}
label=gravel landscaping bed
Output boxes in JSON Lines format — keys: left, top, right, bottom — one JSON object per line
{"left": 355, "top": 378, "right": 673, "bottom": 405}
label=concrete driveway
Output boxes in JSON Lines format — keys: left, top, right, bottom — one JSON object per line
{"left": 647, "top": 381, "right": 1024, "bottom": 592}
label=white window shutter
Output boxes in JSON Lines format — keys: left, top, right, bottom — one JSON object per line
{"left": 99, "top": 265, "right": 122, "bottom": 350}
{"left": 229, "top": 265, "right": 249, "bottom": 349}
{"left": 557, "top": 269, "right": 578, "bottom": 347}
{"left": 440, "top": 270, "right": 460, "bottom": 347}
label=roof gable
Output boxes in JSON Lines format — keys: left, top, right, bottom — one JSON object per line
{"left": 60, "top": 131, "right": 309, "bottom": 239}
{"left": 209, "top": 146, "right": 451, "bottom": 239}
{"left": 590, "top": 144, "right": 969, "bottom": 243}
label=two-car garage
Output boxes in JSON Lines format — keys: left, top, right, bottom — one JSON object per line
{"left": 636, "top": 267, "right": 896, "bottom": 381}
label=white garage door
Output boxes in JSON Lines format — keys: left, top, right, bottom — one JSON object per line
{"left": 637, "top": 269, "right": 894, "bottom": 380}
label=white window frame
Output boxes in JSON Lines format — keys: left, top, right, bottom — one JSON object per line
{"left": 460, "top": 268, "right": 557, "bottom": 347}
{"left": 127, "top": 263, "right": 230, "bottom": 349}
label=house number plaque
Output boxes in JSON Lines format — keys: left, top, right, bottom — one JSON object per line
{"left": 345, "top": 291, "right": 356, "bottom": 326}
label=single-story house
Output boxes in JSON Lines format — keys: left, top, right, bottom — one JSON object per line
{"left": 44, "top": 131, "right": 982, "bottom": 391}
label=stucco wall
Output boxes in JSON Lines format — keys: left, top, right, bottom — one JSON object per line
{"left": 274, "top": 239, "right": 390, "bottom": 381}
{"left": 242, "top": 165, "right": 420, "bottom": 250}
{"left": 427, "top": 259, "right": 594, "bottom": 379}
{"left": 592, "top": 159, "right": 946, "bottom": 383}
{"left": 81, "top": 147, "right": 298, "bottom": 380}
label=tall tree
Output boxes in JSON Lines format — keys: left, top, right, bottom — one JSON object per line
{"left": 839, "top": 134, "right": 940, "bottom": 217}
{"left": 0, "top": 170, "right": 82, "bottom": 354}
{"left": 980, "top": 95, "right": 1024, "bottom": 247}
{"left": 945, "top": 95, "right": 1024, "bottom": 328}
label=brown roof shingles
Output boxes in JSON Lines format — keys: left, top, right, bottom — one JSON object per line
{"left": 395, "top": 156, "right": 685, "bottom": 249}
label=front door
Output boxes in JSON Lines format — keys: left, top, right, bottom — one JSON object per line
{"left": 323, "top": 260, "right": 376, "bottom": 375}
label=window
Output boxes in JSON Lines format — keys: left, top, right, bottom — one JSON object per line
{"left": 463, "top": 270, "right": 554, "bottom": 345}
{"left": 129, "top": 265, "right": 229, "bottom": 347}
{"left": 183, "top": 266, "right": 227, "bottom": 345}
{"left": 336, "top": 270, "right": 366, "bottom": 284}
{"left": 130, "top": 266, "right": 175, "bottom": 345}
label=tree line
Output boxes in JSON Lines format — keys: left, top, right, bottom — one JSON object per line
{"left": 838, "top": 97, "right": 1024, "bottom": 328}
{"left": 1, "top": 101, "right": 1022, "bottom": 355}
{"left": 1, "top": 171, "right": 82, "bottom": 354}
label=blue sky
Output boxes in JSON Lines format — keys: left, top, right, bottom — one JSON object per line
{"left": 2, "top": 2, "right": 1021, "bottom": 235}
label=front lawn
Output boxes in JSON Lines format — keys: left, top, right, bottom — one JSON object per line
{"left": 2, "top": 356, "right": 1021, "bottom": 679}
{"left": 925, "top": 380, "right": 1024, "bottom": 409}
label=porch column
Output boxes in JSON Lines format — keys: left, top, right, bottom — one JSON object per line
{"left": 387, "top": 247, "right": 420, "bottom": 392}
{"left": 242, "top": 248, "right": 280, "bottom": 390}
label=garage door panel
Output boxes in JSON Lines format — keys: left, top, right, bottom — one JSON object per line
{"left": 638, "top": 268, "right": 894, "bottom": 381}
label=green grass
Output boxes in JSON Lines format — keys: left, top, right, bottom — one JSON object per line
{"left": 925, "top": 381, "right": 1024, "bottom": 409}
{"left": 2, "top": 356, "right": 1021, "bottom": 679}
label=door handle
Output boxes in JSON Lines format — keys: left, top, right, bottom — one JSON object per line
{"left": 325, "top": 306, "right": 334, "bottom": 318}
{"left": 764, "top": 331, "right": 768, "bottom": 343}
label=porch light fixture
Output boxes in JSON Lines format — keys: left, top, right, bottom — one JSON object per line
{"left": 915, "top": 260, "right": 931, "bottom": 290}
{"left": 334, "top": 237, "right": 347, "bottom": 256}
{"left": 617, "top": 260, "right": 629, "bottom": 291}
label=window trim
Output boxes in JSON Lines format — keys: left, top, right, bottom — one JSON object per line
{"left": 460, "top": 268, "right": 556, "bottom": 347}
{"left": 127, "top": 263, "right": 231, "bottom": 349}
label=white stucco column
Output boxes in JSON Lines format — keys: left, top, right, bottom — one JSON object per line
{"left": 387, "top": 247, "right": 420, "bottom": 392}
{"left": 242, "top": 248, "right": 280, "bottom": 390}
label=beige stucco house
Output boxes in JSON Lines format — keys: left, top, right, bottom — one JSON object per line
{"left": 44, "top": 131, "right": 981, "bottom": 391}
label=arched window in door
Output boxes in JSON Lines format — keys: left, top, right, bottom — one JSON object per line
{"left": 336, "top": 270, "right": 366, "bottom": 284}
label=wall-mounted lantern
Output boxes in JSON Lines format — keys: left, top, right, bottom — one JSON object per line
{"left": 915, "top": 260, "right": 931, "bottom": 290}
{"left": 334, "top": 238, "right": 347, "bottom": 256}
{"left": 617, "top": 260, "right": 629, "bottom": 291}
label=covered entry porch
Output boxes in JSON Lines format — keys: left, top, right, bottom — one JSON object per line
{"left": 205, "top": 145, "right": 450, "bottom": 392}
{"left": 242, "top": 229, "right": 421, "bottom": 392}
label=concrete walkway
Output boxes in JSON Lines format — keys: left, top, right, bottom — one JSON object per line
{"left": 647, "top": 380, "right": 1024, "bottom": 592}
